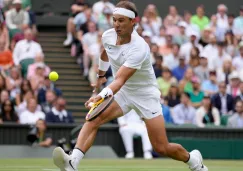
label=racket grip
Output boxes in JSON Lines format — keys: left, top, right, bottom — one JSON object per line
{"left": 88, "top": 102, "right": 95, "bottom": 108}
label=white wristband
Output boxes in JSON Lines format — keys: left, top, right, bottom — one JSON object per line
{"left": 98, "top": 87, "right": 113, "bottom": 99}
{"left": 98, "top": 59, "right": 110, "bottom": 71}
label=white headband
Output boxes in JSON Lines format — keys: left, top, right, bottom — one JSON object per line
{"left": 113, "top": 8, "right": 135, "bottom": 19}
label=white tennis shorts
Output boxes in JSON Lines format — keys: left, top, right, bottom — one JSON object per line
{"left": 114, "top": 86, "right": 162, "bottom": 119}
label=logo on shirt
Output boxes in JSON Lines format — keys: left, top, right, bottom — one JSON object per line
{"left": 152, "top": 111, "right": 158, "bottom": 115}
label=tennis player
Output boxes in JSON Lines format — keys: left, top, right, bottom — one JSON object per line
{"left": 53, "top": 1, "right": 208, "bottom": 171}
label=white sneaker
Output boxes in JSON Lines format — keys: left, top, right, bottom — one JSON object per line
{"left": 144, "top": 151, "right": 153, "bottom": 159}
{"left": 125, "top": 152, "right": 134, "bottom": 159}
{"left": 53, "top": 147, "right": 77, "bottom": 171}
{"left": 63, "top": 37, "right": 73, "bottom": 46}
{"left": 189, "top": 150, "right": 208, "bottom": 171}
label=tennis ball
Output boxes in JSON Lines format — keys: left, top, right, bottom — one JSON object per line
{"left": 49, "top": 71, "right": 59, "bottom": 81}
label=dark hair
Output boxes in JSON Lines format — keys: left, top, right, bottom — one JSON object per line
{"left": 116, "top": 1, "right": 138, "bottom": 17}
{"left": 0, "top": 73, "right": 6, "bottom": 91}
{"left": 155, "top": 55, "right": 163, "bottom": 61}
{"left": 228, "top": 14, "right": 235, "bottom": 18}
{"left": 1, "top": 100, "right": 19, "bottom": 122}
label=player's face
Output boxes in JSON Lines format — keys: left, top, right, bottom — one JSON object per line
{"left": 113, "top": 14, "right": 135, "bottom": 36}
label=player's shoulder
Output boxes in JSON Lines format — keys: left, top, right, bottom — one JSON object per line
{"left": 102, "top": 28, "right": 116, "bottom": 39}
{"left": 131, "top": 31, "right": 149, "bottom": 51}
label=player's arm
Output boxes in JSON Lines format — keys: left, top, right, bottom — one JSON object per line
{"left": 98, "top": 49, "right": 109, "bottom": 76}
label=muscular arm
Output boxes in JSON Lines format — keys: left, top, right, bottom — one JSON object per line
{"left": 98, "top": 49, "right": 109, "bottom": 76}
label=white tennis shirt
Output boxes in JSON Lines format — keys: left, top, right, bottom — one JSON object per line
{"left": 102, "top": 28, "right": 158, "bottom": 91}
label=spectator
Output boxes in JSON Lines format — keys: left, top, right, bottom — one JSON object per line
{"left": 97, "top": 6, "right": 113, "bottom": 32}
{"left": 34, "top": 119, "right": 53, "bottom": 147}
{"left": 63, "top": 0, "right": 89, "bottom": 46}
{"left": 38, "top": 76, "right": 62, "bottom": 104}
{"left": 27, "top": 53, "right": 50, "bottom": 80}
{"left": 233, "top": 6, "right": 243, "bottom": 40}
{"left": 157, "top": 67, "right": 177, "bottom": 97}
{"left": 227, "top": 14, "right": 235, "bottom": 34}
{"left": 6, "top": 66, "right": 22, "bottom": 99}
{"left": 164, "top": 15, "right": 180, "bottom": 36}
{"left": 142, "top": 31, "right": 152, "bottom": 46}
{"left": 92, "top": 0, "right": 115, "bottom": 19}
{"left": 213, "top": 42, "right": 232, "bottom": 69}
{"left": 153, "top": 55, "right": 163, "bottom": 78}
{"left": 201, "top": 70, "right": 219, "bottom": 96}
{"left": 191, "top": 5, "right": 209, "bottom": 31}
{"left": 136, "top": 24, "right": 144, "bottom": 37}
{"left": 183, "top": 11, "right": 200, "bottom": 37}
{"left": 19, "top": 98, "right": 45, "bottom": 124}
{"left": 227, "top": 100, "right": 243, "bottom": 128}
{"left": 15, "top": 78, "right": 31, "bottom": 105}
{"left": 172, "top": 55, "right": 188, "bottom": 81}
{"left": 0, "top": 74, "right": 6, "bottom": 93}
{"left": 224, "top": 30, "right": 238, "bottom": 57}
{"left": 189, "top": 76, "right": 204, "bottom": 108}
{"left": 5, "top": 0, "right": 29, "bottom": 39}
{"left": 13, "top": 28, "right": 43, "bottom": 77}
{"left": 232, "top": 41, "right": 243, "bottom": 72}
{"left": 46, "top": 97, "right": 74, "bottom": 124}
{"left": 227, "top": 71, "right": 241, "bottom": 98}
{"left": 189, "top": 47, "right": 200, "bottom": 69}
{"left": 199, "top": 26, "right": 212, "bottom": 47}
{"left": 209, "top": 15, "right": 226, "bottom": 42}
{"left": 151, "top": 26, "right": 166, "bottom": 46}
{"left": 30, "top": 63, "right": 45, "bottom": 92}
{"left": 0, "top": 40, "right": 13, "bottom": 71}
{"left": 41, "top": 90, "right": 57, "bottom": 114}
{"left": 179, "top": 31, "right": 203, "bottom": 63}
{"left": 163, "top": 44, "right": 180, "bottom": 70}
{"left": 196, "top": 94, "right": 220, "bottom": 127}
{"left": 212, "top": 82, "right": 234, "bottom": 115}
{"left": 118, "top": 109, "right": 153, "bottom": 159}
{"left": 0, "top": 19, "right": 9, "bottom": 50}
{"left": 173, "top": 21, "right": 188, "bottom": 45}
{"left": 235, "top": 81, "right": 243, "bottom": 103}
{"left": 166, "top": 83, "right": 180, "bottom": 107}
{"left": 0, "top": 89, "right": 10, "bottom": 114}
{"left": 164, "top": 6, "right": 182, "bottom": 27}
{"left": 0, "top": 99, "right": 19, "bottom": 123}
{"left": 172, "top": 92, "right": 196, "bottom": 125}
{"left": 217, "top": 59, "right": 234, "bottom": 85}
{"left": 159, "top": 34, "right": 173, "bottom": 56}
{"left": 150, "top": 43, "right": 160, "bottom": 65}
{"left": 194, "top": 53, "right": 209, "bottom": 82}
{"left": 216, "top": 4, "right": 228, "bottom": 30}
{"left": 141, "top": 4, "right": 162, "bottom": 37}
{"left": 178, "top": 67, "right": 194, "bottom": 93}
{"left": 161, "top": 97, "right": 173, "bottom": 124}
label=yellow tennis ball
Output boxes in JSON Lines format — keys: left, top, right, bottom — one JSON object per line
{"left": 49, "top": 71, "right": 59, "bottom": 81}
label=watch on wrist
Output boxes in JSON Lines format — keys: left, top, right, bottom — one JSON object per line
{"left": 96, "top": 74, "right": 106, "bottom": 79}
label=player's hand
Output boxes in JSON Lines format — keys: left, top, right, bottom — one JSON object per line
{"left": 85, "top": 95, "right": 102, "bottom": 109}
{"left": 91, "top": 77, "right": 107, "bottom": 93}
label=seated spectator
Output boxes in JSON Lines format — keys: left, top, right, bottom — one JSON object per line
{"left": 183, "top": 11, "right": 200, "bottom": 37}
{"left": 142, "top": 31, "right": 152, "bottom": 46}
{"left": 118, "top": 109, "right": 153, "bottom": 159}
{"left": 233, "top": 6, "right": 243, "bottom": 40}
{"left": 172, "top": 92, "right": 196, "bottom": 125}
{"left": 213, "top": 42, "right": 231, "bottom": 69}
{"left": 97, "top": 6, "right": 113, "bottom": 32}
{"left": 46, "top": 97, "right": 74, "bottom": 124}
{"left": 0, "top": 74, "right": 6, "bottom": 93}
{"left": 227, "top": 100, "right": 243, "bottom": 128}
{"left": 159, "top": 34, "right": 173, "bottom": 56}
{"left": 19, "top": 98, "right": 45, "bottom": 125}
{"left": 161, "top": 97, "right": 173, "bottom": 124}
{"left": 33, "top": 119, "right": 53, "bottom": 147}
{"left": 164, "top": 6, "right": 182, "bottom": 27}
{"left": 178, "top": 67, "right": 194, "bottom": 93}
{"left": 190, "top": 5, "right": 209, "bottom": 31}
{"left": 172, "top": 55, "right": 188, "bottom": 81}
{"left": 15, "top": 78, "right": 31, "bottom": 105}
{"left": 27, "top": 53, "right": 50, "bottom": 80}
{"left": 6, "top": 66, "right": 22, "bottom": 99}
{"left": 41, "top": 90, "right": 57, "bottom": 114}
{"left": 157, "top": 67, "right": 177, "bottom": 97}
{"left": 224, "top": 30, "right": 238, "bottom": 57}
{"left": 212, "top": 82, "right": 234, "bottom": 115}
{"left": 164, "top": 15, "right": 179, "bottom": 36}
{"left": 189, "top": 47, "right": 200, "bottom": 69}
{"left": 189, "top": 76, "right": 204, "bottom": 108}
{"left": 0, "top": 20, "right": 9, "bottom": 50}
{"left": 0, "top": 99, "right": 19, "bottom": 123}
{"left": 194, "top": 53, "right": 209, "bottom": 82}
{"left": 17, "top": 89, "right": 41, "bottom": 115}
{"left": 151, "top": 26, "right": 166, "bottom": 46}
{"left": 173, "top": 21, "right": 188, "bottom": 45}
{"left": 92, "top": 0, "right": 115, "bottom": 20}
{"left": 150, "top": 43, "right": 160, "bottom": 65}
{"left": 0, "top": 89, "right": 10, "bottom": 114}
{"left": 227, "top": 71, "right": 241, "bottom": 98}
{"left": 13, "top": 28, "right": 43, "bottom": 77}
{"left": 232, "top": 41, "right": 243, "bottom": 72}
{"left": 216, "top": 4, "right": 228, "bottom": 31}
{"left": 30, "top": 63, "right": 46, "bottom": 92}
{"left": 235, "top": 81, "right": 243, "bottom": 103}
{"left": 163, "top": 44, "right": 180, "bottom": 70}
{"left": 198, "top": 26, "right": 212, "bottom": 47}
{"left": 166, "top": 83, "right": 180, "bottom": 108}
{"left": 5, "top": 0, "right": 29, "bottom": 39}
{"left": 0, "top": 40, "right": 13, "bottom": 71}
{"left": 196, "top": 94, "right": 220, "bottom": 127}
{"left": 38, "top": 77, "right": 62, "bottom": 104}
{"left": 217, "top": 59, "right": 233, "bottom": 85}
{"left": 201, "top": 70, "right": 219, "bottom": 96}
{"left": 153, "top": 55, "right": 163, "bottom": 78}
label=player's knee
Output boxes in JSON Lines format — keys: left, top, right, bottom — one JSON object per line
{"left": 85, "top": 119, "right": 101, "bottom": 130}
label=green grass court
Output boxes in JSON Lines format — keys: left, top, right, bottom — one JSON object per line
{"left": 0, "top": 159, "right": 242, "bottom": 171}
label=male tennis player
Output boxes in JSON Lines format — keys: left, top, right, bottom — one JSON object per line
{"left": 52, "top": 1, "right": 208, "bottom": 171}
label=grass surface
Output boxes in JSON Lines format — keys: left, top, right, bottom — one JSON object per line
{"left": 0, "top": 159, "right": 242, "bottom": 171}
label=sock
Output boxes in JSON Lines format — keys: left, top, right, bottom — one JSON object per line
{"left": 67, "top": 32, "right": 72, "bottom": 39}
{"left": 71, "top": 148, "right": 85, "bottom": 169}
{"left": 186, "top": 153, "right": 198, "bottom": 167}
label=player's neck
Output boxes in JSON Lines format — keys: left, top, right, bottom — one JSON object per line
{"left": 117, "top": 34, "right": 132, "bottom": 45}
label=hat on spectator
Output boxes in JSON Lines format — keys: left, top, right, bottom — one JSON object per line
{"left": 103, "top": 6, "right": 113, "bottom": 14}
{"left": 191, "top": 76, "right": 201, "bottom": 84}
{"left": 203, "top": 26, "right": 212, "bottom": 32}
{"left": 199, "top": 52, "right": 207, "bottom": 59}
{"left": 13, "top": 0, "right": 22, "bottom": 4}
{"left": 189, "top": 30, "right": 199, "bottom": 39}
{"left": 142, "top": 31, "right": 152, "bottom": 38}
{"left": 229, "top": 71, "right": 240, "bottom": 80}
{"left": 36, "top": 62, "right": 46, "bottom": 69}
{"left": 178, "top": 21, "right": 187, "bottom": 28}
{"left": 239, "top": 41, "right": 243, "bottom": 48}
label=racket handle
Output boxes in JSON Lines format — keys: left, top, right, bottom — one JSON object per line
{"left": 88, "top": 102, "right": 95, "bottom": 108}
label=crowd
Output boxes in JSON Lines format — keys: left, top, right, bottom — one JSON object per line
{"left": 63, "top": 0, "right": 243, "bottom": 128}
{"left": 0, "top": 0, "right": 74, "bottom": 126}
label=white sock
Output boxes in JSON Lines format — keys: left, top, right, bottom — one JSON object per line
{"left": 186, "top": 153, "right": 198, "bottom": 167}
{"left": 67, "top": 32, "right": 72, "bottom": 39}
{"left": 71, "top": 148, "right": 84, "bottom": 169}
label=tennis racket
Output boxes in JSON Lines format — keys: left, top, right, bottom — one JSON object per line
{"left": 85, "top": 96, "right": 114, "bottom": 121}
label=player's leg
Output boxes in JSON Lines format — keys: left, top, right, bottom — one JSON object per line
{"left": 144, "top": 115, "right": 208, "bottom": 171}
{"left": 53, "top": 100, "right": 123, "bottom": 171}
{"left": 119, "top": 125, "right": 135, "bottom": 159}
